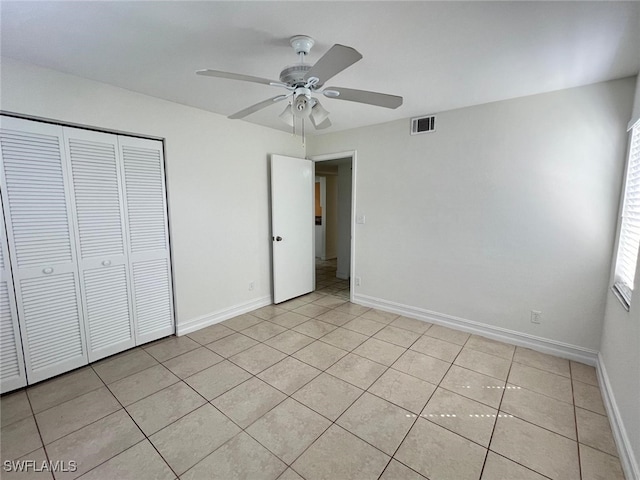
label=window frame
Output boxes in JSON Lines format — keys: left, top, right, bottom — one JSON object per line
{"left": 612, "top": 122, "right": 640, "bottom": 310}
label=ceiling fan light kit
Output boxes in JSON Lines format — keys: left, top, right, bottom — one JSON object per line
{"left": 196, "top": 35, "right": 402, "bottom": 137}
{"left": 279, "top": 104, "right": 294, "bottom": 127}
{"left": 310, "top": 101, "right": 330, "bottom": 125}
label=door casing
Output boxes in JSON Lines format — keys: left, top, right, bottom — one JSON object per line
{"left": 310, "top": 150, "right": 357, "bottom": 303}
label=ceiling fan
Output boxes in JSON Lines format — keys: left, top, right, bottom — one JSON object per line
{"left": 196, "top": 35, "right": 403, "bottom": 132}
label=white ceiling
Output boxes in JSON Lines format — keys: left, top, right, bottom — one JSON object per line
{"left": 1, "top": 1, "right": 639, "bottom": 135}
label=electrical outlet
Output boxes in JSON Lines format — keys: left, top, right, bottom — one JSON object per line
{"left": 530, "top": 310, "right": 542, "bottom": 324}
{"left": 355, "top": 276, "right": 361, "bottom": 286}
{"left": 249, "top": 281, "right": 255, "bottom": 291}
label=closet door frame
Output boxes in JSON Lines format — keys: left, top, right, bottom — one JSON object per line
{"left": 0, "top": 114, "right": 177, "bottom": 389}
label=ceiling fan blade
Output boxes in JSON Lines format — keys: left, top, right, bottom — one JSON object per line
{"left": 196, "top": 69, "right": 279, "bottom": 86}
{"left": 305, "top": 44, "right": 362, "bottom": 84}
{"left": 323, "top": 86, "right": 403, "bottom": 109}
{"left": 228, "top": 95, "right": 289, "bottom": 120}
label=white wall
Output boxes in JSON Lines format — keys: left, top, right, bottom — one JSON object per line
{"left": 0, "top": 58, "right": 304, "bottom": 330}
{"left": 599, "top": 75, "right": 640, "bottom": 478}
{"left": 308, "top": 78, "right": 635, "bottom": 351}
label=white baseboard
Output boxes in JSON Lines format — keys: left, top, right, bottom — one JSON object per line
{"left": 336, "top": 271, "right": 349, "bottom": 280}
{"left": 597, "top": 353, "right": 640, "bottom": 480}
{"left": 176, "top": 295, "right": 272, "bottom": 336}
{"left": 353, "top": 293, "right": 598, "bottom": 365}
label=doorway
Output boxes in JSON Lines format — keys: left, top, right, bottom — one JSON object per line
{"left": 316, "top": 258, "right": 350, "bottom": 299}
{"left": 312, "top": 152, "right": 355, "bottom": 301}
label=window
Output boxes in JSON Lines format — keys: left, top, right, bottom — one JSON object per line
{"left": 613, "top": 123, "right": 640, "bottom": 308}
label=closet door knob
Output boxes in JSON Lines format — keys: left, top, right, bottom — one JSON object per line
{"left": 102, "top": 260, "right": 112, "bottom": 266}
{"left": 42, "top": 267, "right": 54, "bottom": 274}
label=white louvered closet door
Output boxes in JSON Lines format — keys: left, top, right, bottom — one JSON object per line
{"left": 0, "top": 117, "right": 88, "bottom": 383}
{"left": 0, "top": 203, "right": 27, "bottom": 393}
{"left": 119, "top": 136, "right": 175, "bottom": 344}
{"left": 63, "top": 127, "right": 135, "bottom": 362}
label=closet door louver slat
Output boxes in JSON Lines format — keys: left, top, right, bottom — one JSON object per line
{"left": 120, "top": 137, "right": 174, "bottom": 343}
{"left": 64, "top": 128, "right": 135, "bottom": 361}
{"left": 2, "top": 131, "right": 74, "bottom": 268}
{"left": 133, "top": 258, "right": 173, "bottom": 338}
{"left": 0, "top": 117, "right": 87, "bottom": 384}
{"left": 123, "top": 146, "right": 168, "bottom": 253}
{"left": 19, "top": 273, "right": 84, "bottom": 370}
{"left": 0, "top": 283, "right": 21, "bottom": 380}
{"left": 83, "top": 266, "right": 132, "bottom": 352}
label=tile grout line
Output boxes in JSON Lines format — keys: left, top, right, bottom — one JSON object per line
{"left": 31, "top": 362, "right": 180, "bottom": 480}
{"left": 13, "top": 286, "right": 611, "bottom": 480}
{"left": 21, "top": 387, "right": 54, "bottom": 477}
{"left": 571, "top": 361, "right": 584, "bottom": 480}
{"left": 16, "top": 366, "right": 146, "bottom": 477}
{"left": 157, "top": 302, "right": 592, "bottom": 478}
{"left": 201, "top": 301, "right": 531, "bottom": 478}
{"left": 479, "top": 349, "right": 515, "bottom": 479}
{"left": 484, "top": 349, "right": 582, "bottom": 480}
{"left": 26, "top": 377, "right": 106, "bottom": 417}
{"left": 11, "top": 290, "right": 337, "bottom": 479}
{"left": 450, "top": 361, "right": 578, "bottom": 408}
{"left": 179, "top": 302, "right": 361, "bottom": 475}
{"left": 106, "top": 363, "right": 180, "bottom": 407}
{"left": 487, "top": 451, "right": 555, "bottom": 480}
{"left": 376, "top": 326, "right": 474, "bottom": 480}
{"left": 184, "top": 296, "right": 395, "bottom": 477}
{"left": 380, "top": 334, "right": 567, "bottom": 480}
{"left": 89, "top": 363, "right": 182, "bottom": 480}
{"left": 186, "top": 333, "right": 354, "bottom": 477}
{"left": 373, "top": 323, "right": 447, "bottom": 480}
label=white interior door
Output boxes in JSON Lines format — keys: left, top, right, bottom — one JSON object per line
{"left": 63, "top": 127, "right": 135, "bottom": 362}
{"left": 119, "top": 135, "right": 175, "bottom": 344}
{"left": 271, "top": 154, "right": 314, "bottom": 304}
{"left": 0, "top": 116, "right": 88, "bottom": 384}
{"left": 0, "top": 202, "right": 27, "bottom": 393}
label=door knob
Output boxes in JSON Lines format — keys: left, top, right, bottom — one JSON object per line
{"left": 275, "top": 236, "right": 283, "bottom": 242}
{"left": 102, "top": 260, "right": 112, "bottom": 266}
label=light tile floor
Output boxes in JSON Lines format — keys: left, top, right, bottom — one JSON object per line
{"left": 0, "top": 263, "right": 625, "bottom": 480}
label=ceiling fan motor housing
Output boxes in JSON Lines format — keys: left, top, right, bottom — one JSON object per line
{"left": 292, "top": 86, "right": 312, "bottom": 117}
{"left": 279, "top": 64, "right": 313, "bottom": 86}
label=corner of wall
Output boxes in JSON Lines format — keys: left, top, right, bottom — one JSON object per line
{"left": 597, "top": 352, "right": 640, "bottom": 480}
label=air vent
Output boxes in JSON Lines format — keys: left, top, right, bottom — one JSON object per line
{"left": 411, "top": 115, "right": 436, "bottom": 135}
